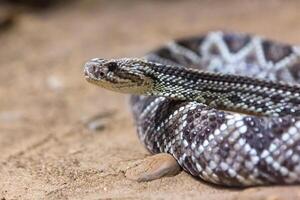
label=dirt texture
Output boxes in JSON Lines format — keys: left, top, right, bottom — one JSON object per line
{"left": 1, "top": 0, "right": 300, "bottom": 199}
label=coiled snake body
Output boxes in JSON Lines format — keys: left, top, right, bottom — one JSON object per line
{"left": 84, "top": 32, "right": 300, "bottom": 186}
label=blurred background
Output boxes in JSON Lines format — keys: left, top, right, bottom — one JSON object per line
{"left": 1, "top": 0, "right": 300, "bottom": 199}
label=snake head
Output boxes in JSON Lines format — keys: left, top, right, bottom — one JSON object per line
{"left": 84, "top": 58, "right": 154, "bottom": 94}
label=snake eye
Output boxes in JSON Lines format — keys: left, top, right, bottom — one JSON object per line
{"left": 107, "top": 62, "right": 118, "bottom": 72}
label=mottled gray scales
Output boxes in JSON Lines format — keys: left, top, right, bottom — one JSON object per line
{"left": 84, "top": 31, "right": 300, "bottom": 186}
{"left": 223, "top": 33, "right": 251, "bottom": 53}
{"left": 176, "top": 37, "right": 204, "bottom": 56}
{"left": 289, "top": 63, "right": 300, "bottom": 81}
{"left": 131, "top": 32, "right": 300, "bottom": 186}
{"left": 262, "top": 40, "right": 293, "bottom": 62}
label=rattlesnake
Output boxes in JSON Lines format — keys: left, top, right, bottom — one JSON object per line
{"left": 84, "top": 31, "right": 300, "bottom": 186}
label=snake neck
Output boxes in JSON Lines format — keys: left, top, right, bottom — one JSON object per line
{"left": 143, "top": 62, "right": 300, "bottom": 117}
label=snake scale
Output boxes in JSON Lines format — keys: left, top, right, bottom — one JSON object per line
{"left": 84, "top": 31, "right": 300, "bottom": 186}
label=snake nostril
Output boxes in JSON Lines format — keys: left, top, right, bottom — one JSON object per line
{"left": 99, "top": 72, "right": 105, "bottom": 77}
{"left": 92, "top": 67, "right": 106, "bottom": 78}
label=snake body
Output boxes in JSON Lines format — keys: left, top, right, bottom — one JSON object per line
{"left": 84, "top": 31, "right": 300, "bottom": 186}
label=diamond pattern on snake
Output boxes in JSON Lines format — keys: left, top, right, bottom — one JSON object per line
{"left": 84, "top": 31, "right": 300, "bottom": 186}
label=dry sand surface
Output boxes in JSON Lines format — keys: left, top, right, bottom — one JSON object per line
{"left": 1, "top": 0, "right": 300, "bottom": 199}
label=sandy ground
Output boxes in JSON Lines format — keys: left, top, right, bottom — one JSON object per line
{"left": 1, "top": 0, "right": 300, "bottom": 199}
